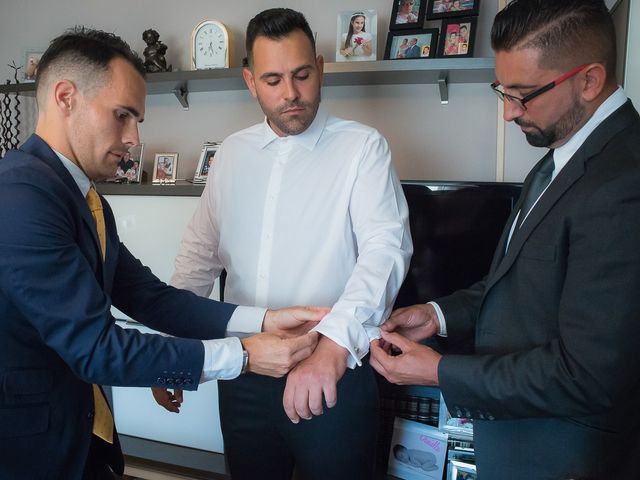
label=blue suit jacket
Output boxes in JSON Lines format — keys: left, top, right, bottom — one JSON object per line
{"left": 0, "top": 135, "right": 237, "bottom": 479}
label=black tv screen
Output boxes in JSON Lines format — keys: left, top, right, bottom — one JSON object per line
{"left": 395, "top": 181, "right": 522, "bottom": 309}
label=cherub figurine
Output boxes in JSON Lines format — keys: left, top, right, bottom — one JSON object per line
{"left": 142, "top": 29, "right": 172, "bottom": 73}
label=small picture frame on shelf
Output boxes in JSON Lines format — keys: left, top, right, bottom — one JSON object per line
{"left": 23, "top": 50, "right": 45, "bottom": 82}
{"left": 447, "top": 460, "right": 477, "bottom": 480}
{"left": 389, "top": 0, "right": 427, "bottom": 30}
{"left": 152, "top": 153, "right": 178, "bottom": 184}
{"left": 336, "top": 10, "right": 377, "bottom": 62}
{"left": 438, "top": 17, "right": 477, "bottom": 58}
{"left": 109, "top": 143, "right": 144, "bottom": 183}
{"left": 388, "top": 417, "right": 448, "bottom": 480}
{"left": 193, "top": 142, "right": 220, "bottom": 184}
{"left": 385, "top": 28, "right": 439, "bottom": 60}
{"left": 426, "top": 0, "right": 480, "bottom": 20}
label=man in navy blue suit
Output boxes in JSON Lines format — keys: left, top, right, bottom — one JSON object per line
{"left": 0, "top": 27, "right": 325, "bottom": 479}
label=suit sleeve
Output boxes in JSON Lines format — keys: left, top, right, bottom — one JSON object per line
{"left": 0, "top": 179, "right": 229, "bottom": 389}
{"left": 438, "top": 169, "right": 640, "bottom": 420}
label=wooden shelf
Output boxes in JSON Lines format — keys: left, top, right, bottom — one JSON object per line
{"left": 0, "top": 57, "right": 495, "bottom": 106}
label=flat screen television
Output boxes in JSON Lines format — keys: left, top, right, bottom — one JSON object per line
{"left": 395, "top": 181, "right": 522, "bottom": 309}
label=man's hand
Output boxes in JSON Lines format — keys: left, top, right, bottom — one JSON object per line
{"left": 282, "top": 336, "right": 348, "bottom": 423}
{"left": 151, "top": 387, "right": 183, "bottom": 413}
{"left": 262, "top": 306, "right": 330, "bottom": 337}
{"left": 381, "top": 304, "right": 440, "bottom": 343}
{"left": 370, "top": 330, "right": 441, "bottom": 386}
{"left": 241, "top": 331, "right": 319, "bottom": 377}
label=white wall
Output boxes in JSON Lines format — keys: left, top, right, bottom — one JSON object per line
{"left": 0, "top": 0, "right": 547, "bottom": 183}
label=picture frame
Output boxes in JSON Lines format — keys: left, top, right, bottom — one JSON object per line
{"left": 193, "top": 142, "right": 220, "bottom": 184}
{"left": 385, "top": 28, "right": 439, "bottom": 60}
{"left": 438, "top": 17, "right": 477, "bottom": 58}
{"left": 389, "top": 0, "right": 427, "bottom": 31}
{"left": 110, "top": 143, "right": 144, "bottom": 183}
{"left": 388, "top": 417, "right": 448, "bottom": 480}
{"left": 152, "top": 153, "right": 178, "bottom": 184}
{"left": 426, "top": 0, "right": 480, "bottom": 20}
{"left": 438, "top": 393, "right": 474, "bottom": 441}
{"left": 447, "top": 460, "right": 477, "bottom": 480}
{"left": 23, "top": 50, "right": 44, "bottom": 82}
{"left": 336, "top": 10, "right": 377, "bottom": 62}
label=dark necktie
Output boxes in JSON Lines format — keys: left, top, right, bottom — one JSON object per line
{"left": 515, "top": 151, "right": 555, "bottom": 230}
{"left": 85, "top": 186, "right": 114, "bottom": 444}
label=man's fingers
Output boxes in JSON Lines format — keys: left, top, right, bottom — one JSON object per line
{"left": 174, "top": 389, "right": 184, "bottom": 404}
{"left": 301, "top": 306, "right": 331, "bottom": 321}
{"left": 323, "top": 381, "right": 338, "bottom": 409}
{"left": 283, "top": 382, "right": 300, "bottom": 424}
{"left": 287, "top": 332, "right": 319, "bottom": 363}
{"left": 379, "top": 329, "right": 412, "bottom": 352}
{"left": 293, "top": 385, "right": 312, "bottom": 421}
{"left": 308, "top": 386, "right": 324, "bottom": 416}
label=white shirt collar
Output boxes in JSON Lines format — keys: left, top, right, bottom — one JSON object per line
{"left": 259, "top": 105, "right": 328, "bottom": 151}
{"left": 54, "top": 150, "right": 92, "bottom": 197}
{"left": 552, "top": 86, "right": 627, "bottom": 178}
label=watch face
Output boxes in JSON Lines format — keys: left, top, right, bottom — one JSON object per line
{"left": 192, "top": 21, "right": 228, "bottom": 69}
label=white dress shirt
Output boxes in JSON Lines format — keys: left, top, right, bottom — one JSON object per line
{"left": 171, "top": 107, "right": 413, "bottom": 368}
{"left": 55, "top": 151, "right": 242, "bottom": 381}
{"left": 432, "top": 87, "right": 628, "bottom": 336}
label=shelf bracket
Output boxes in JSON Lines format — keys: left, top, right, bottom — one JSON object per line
{"left": 173, "top": 83, "right": 189, "bottom": 110}
{"left": 438, "top": 72, "right": 449, "bottom": 105}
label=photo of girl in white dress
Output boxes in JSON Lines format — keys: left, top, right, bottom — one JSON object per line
{"left": 336, "top": 10, "right": 377, "bottom": 62}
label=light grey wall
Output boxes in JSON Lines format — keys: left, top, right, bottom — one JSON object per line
{"left": 1, "top": 0, "right": 631, "bottom": 184}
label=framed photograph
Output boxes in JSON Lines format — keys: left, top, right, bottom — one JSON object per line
{"left": 385, "top": 29, "right": 439, "bottom": 60}
{"left": 426, "top": 0, "right": 480, "bottom": 20}
{"left": 388, "top": 417, "right": 448, "bottom": 480}
{"left": 389, "top": 0, "right": 427, "bottom": 31}
{"left": 438, "top": 393, "right": 474, "bottom": 441}
{"left": 152, "top": 153, "right": 178, "bottom": 184}
{"left": 336, "top": 10, "right": 377, "bottom": 62}
{"left": 110, "top": 143, "right": 144, "bottom": 183}
{"left": 438, "top": 17, "right": 477, "bottom": 58}
{"left": 23, "top": 50, "right": 44, "bottom": 82}
{"left": 447, "top": 460, "right": 477, "bottom": 480}
{"left": 193, "top": 142, "right": 220, "bottom": 184}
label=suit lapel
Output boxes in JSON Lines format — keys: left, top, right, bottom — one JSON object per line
{"left": 486, "top": 99, "right": 639, "bottom": 292}
{"left": 20, "top": 135, "right": 105, "bottom": 282}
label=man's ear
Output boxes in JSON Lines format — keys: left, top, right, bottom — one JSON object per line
{"left": 316, "top": 54, "right": 325, "bottom": 88}
{"left": 581, "top": 63, "right": 607, "bottom": 102}
{"left": 52, "top": 79, "right": 77, "bottom": 116}
{"left": 242, "top": 67, "right": 258, "bottom": 98}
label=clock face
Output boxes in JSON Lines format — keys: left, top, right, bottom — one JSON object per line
{"left": 192, "top": 20, "right": 229, "bottom": 69}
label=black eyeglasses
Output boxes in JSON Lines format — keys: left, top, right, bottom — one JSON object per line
{"left": 491, "top": 65, "right": 587, "bottom": 110}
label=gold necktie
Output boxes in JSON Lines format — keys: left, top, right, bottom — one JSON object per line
{"left": 86, "top": 186, "right": 114, "bottom": 444}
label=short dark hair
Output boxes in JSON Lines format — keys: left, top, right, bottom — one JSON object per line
{"left": 245, "top": 8, "right": 316, "bottom": 67}
{"left": 491, "top": 0, "right": 616, "bottom": 78}
{"left": 36, "top": 26, "right": 145, "bottom": 102}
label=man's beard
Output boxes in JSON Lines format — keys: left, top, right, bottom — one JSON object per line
{"left": 262, "top": 98, "right": 320, "bottom": 136}
{"left": 516, "top": 100, "right": 586, "bottom": 148}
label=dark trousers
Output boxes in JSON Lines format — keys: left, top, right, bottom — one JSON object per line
{"left": 82, "top": 433, "right": 124, "bottom": 480}
{"left": 218, "top": 359, "right": 379, "bottom": 480}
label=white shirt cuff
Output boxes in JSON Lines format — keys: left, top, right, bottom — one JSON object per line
{"left": 200, "top": 337, "right": 244, "bottom": 382}
{"left": 225, "top": 306, "right": 266, "bottom": 336}
{"left": 313, "top": 312, "right": 370, "bottom": 370}
{"left": 428, "top": 301, "right": 448, "bottom": 337}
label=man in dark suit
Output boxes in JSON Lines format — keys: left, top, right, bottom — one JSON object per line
{"left": 405, "top": 38, "right": 421, "bottom": 58}
{"left": 0, "top": 27, "right": 325, "bottom": 480}
{"left": 371, "top": 1, "right": 640, "bottom": 478}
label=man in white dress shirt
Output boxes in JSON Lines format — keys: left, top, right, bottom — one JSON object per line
{"left": 152, "top": 7, "right": 412, "bottom": 480}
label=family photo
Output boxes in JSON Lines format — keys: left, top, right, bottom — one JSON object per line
{"left": 386, "top": 29, "right": 438, "bottom": 59}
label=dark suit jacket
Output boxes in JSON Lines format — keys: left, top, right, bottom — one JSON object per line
{"left": 0, "top": 135, "right": 237, "bottom": 479}
{"left": 436, "top": 100, "right": 640, "bottom": 479}
{"left": 405, "top": 44, "right": 421, "bottom": 58}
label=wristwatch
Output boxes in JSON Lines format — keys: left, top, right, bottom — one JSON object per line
{"left": 241, "top": 348, "right": 249, "bottom": 374}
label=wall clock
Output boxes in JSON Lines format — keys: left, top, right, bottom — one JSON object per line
{"left": 191, "top": 20, "right": 229, "bottom": 69}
